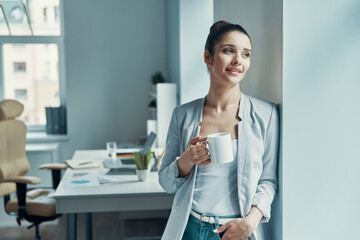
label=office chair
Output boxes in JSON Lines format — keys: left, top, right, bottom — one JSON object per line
{"left": 0, "top": 99, "right": 67, "bottom": 240}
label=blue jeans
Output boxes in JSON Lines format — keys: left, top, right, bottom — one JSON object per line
{"left": 182, "top": 214, "right": 222, "bottom": 240}
{"left": 182, "top": 210, "right": 240, "bottom": 240}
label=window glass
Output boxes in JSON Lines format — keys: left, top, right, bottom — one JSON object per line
{"left": 13, "top": 62, "right": 26, "bottom": 72}
{"left": 3, "top": 43, "right": 60, "bottom": 125}
{"left": 15, "top": 88, "right": 27, "bottom": 99}
{"left": 0, "top": 0, "right": 60, "bottom": 36}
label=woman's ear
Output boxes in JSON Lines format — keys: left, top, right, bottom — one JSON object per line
{"left": 204, "top": 50, "right": 212, "bottom": 66}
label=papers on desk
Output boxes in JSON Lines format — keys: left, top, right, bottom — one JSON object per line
{"left": 62, "top": 169, "right": 100, "bottom": 188}
{"left": 66, "top": 159, "right": 100, "bottom": 169}
{"left": 98, "top": 175, "right": 123, "bottom": 184}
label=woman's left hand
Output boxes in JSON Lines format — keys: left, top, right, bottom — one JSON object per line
{"left": 214, "top": 216, "right": 258, "bottom": 240}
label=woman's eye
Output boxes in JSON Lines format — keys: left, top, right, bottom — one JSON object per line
{"left": 243, "top": 52, "right": 251, "bottom": 58}
{"left": 223, "top": 48, "right": 234, "bottom": 53}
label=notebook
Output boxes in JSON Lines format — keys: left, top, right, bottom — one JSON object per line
{"left": 66, "top": 159, "right": 100, "bottom": 169}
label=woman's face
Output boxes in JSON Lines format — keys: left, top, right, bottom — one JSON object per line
{"left": 205, "top": 31, "right": 252, "bottom": 86}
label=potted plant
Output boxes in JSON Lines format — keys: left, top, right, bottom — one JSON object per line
{"left": 133, "top": 147, "right": 152, "bottom": 181}
{"left": 150, "top": 71, "right": 165, "bottom": 85}
{"left": 148, "top": 71, "right": 166, "bottom": 119}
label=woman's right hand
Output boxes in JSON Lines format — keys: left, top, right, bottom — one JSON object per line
{"left": 177, "top": 136, "right": 210, "bottom": 177}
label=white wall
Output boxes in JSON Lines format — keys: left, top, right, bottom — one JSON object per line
{"left": 166, "top": 0, "right": 180, "bottom": 101}
{"left": 283, "top": 0, "right": 360, "bottom": 239}
{"left": 214, "top": 1, "right": 283, "bottom": 239}
{"left": 214, "top": 0, "right": 282, "bottom": 104}
{"left": 60, "top": 0, "right": 166, "bottom": 160}
{"left": 179, "top": 0, "right": 213, "bottom": 104}
{"left": 166, "top": 0, "right": 213, "bottom": 105}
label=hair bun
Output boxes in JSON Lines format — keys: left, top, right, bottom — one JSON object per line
{"left": 210, "top": 21, "right": 229, "bottom": 33}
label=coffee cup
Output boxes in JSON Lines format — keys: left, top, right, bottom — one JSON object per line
{"left": 205, "top": 132, "right": 233, "bottom": 164}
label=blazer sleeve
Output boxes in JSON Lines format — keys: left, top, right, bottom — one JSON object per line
{"left": 158, "top": 107, "right": 189, "bottom": 193}
{"left": 251, "top": 103, "right": 280, "bottom": 222}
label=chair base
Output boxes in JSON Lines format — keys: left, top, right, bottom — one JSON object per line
{"left": 27, "top": 223, "right": 41, "bottom": 240}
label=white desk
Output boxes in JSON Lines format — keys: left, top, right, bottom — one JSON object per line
{"left": 54, "top": 150, "right": 174, "bottom": 240}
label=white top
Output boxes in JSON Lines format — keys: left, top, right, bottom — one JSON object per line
{"left": 192, "top": 139, "right": 240, "bottom": 216}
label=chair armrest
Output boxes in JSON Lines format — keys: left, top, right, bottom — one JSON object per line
{"left": 38, "top": 163, "right": 67, "bottom": 170}
{"left": 0, "top": 176, "right": 41, "bottom": 184}
{"left": 39, "top": 163, "right": 67, "bottom": 189}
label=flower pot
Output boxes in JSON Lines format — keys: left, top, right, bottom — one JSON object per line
{"left": 136, "top": 169, "right": 149, "bottom": 181}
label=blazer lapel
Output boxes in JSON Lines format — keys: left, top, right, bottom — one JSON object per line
{"left": 193, "top": 96, "right": 206, "bottom": 138}
{"left": 237, "top": 92, "right": 248, "bottom": 217}
{"left": 191, "top": 96, "right": 206, "bottom": 174}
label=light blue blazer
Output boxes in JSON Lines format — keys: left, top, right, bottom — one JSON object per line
{"left": 158, "top": 93, "right": 279, "bottom": 240}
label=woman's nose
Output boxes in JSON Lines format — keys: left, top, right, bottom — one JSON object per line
{"left": 232, "top": 54, "right": 241, "bottom": 65}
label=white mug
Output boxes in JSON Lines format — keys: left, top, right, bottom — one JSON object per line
{"left": 206, "top": 132, "right": 233, "bottom": 164}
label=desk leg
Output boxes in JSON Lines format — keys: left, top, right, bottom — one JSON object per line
{"left": 86, "top": 212, "right": 93, "bottom": 240}
{"left": 67, "top": 213, "right": 77, "bottom": 240}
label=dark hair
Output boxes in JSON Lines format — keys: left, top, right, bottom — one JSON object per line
{"left": 205, "top": 21, "right": 251, "bottom": 56}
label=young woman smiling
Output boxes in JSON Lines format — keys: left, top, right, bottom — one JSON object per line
{"left": 159, "top": 21, "right": 279, "bottom": 240}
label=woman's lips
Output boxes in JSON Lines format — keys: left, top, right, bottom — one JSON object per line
{"left": 226, "top": 68, "right": 242, "bottom": 75}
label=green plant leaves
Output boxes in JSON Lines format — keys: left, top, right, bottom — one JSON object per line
{"left": 133, "top": 147, "right": 152, "bottom": 170}
{"left": 150, "top": 71, "right": 165, "bottom": 85}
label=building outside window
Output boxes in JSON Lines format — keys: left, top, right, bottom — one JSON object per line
{"left": 15, "top": 88, "right": 27, "bottom": 100}
{"left": 10, "top": 6, "right": 23, "bottom": 21}
{"left": 54, "top": 6, "right": 59, "bottom": 22}
{"left": 13, "top": 61, "right": 26, "bottom": 72}
{"left": 43, "top": 7, "right": 46, "bottom": 21}
{"left": 0, "top": 0, "right": 64, "bottom": 130}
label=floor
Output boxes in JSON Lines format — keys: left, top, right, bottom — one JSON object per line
{"left": 0, "top": 212, "right": 167, "bottom": 240}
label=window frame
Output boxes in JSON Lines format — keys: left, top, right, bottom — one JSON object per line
{"left": 0, "top": 1, "right": 65, "bottom": 132}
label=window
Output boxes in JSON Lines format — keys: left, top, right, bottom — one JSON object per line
{"left": 15, "top": 89, "right": 27, "bottom": 100}
{"left": 0, "top": 0, "right": 64, "bottom": 130}
{"left": 54, "top": 6, "right": 59, "bottom": 22}
{"left": 4, "top": 43, "right": 60, "bottom": 124}
{"left": 10, "top": 6, "right": 23, "bottom": 21}
{"left": 43, "top": 7, "right": 47, "bottom": 22}
{"left": 0, "top": 0, "right": 61, "bottom": 36}
{"left": 13, "top": 62, "right": 26, "bottom": 72}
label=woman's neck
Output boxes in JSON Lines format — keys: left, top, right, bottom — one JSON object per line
{"left": 206, "top": 84, "right": 241, "bottom": 113}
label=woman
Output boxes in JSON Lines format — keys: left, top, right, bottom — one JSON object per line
{"left": 158, "top": 21, "right": 279, "bottom": 240}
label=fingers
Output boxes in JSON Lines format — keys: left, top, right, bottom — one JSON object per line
{"left": 193, "top": 152, "right": 210, "bottom": 165}
{"left": 214, "top": 223, "right": 229, "bottom": 234}
{"left": 190, "top": 145, "right": 208, "bottom": 155}
{"left": 190, "top": 145, "right": 210, "bottom": 165}
{"left": 187, "top": 136, "right": 211, "bottom": 165}
{"left": 215, "top": 219, "right": 251, "bottom": 240}
{"left": 198, "top": 159, "right": 211, "bottom": 166}
{"left": 189, "top": 136, "right": 207, "bottom": 145}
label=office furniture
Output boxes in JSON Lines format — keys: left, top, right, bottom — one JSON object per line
{"left": 0, "top": 99, "right": 67, "bottom": 240}
{"left": 54, "top": 150, "right": 174, "bottom": 240}
{"left": 0, "top": 144, "right": 61, "bottom": 226}
{"left": 26, "top": 143, "right": 60, "bottom": 188}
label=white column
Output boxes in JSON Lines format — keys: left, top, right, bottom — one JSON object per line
{"left": 166, "top": 0, "right": 213, "bottom": 105}
{"left": 156, "top": 83, "right": 177, "bottom": 148}
{"left": 283, "top": 0, "right": 360, "bottom": 239}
